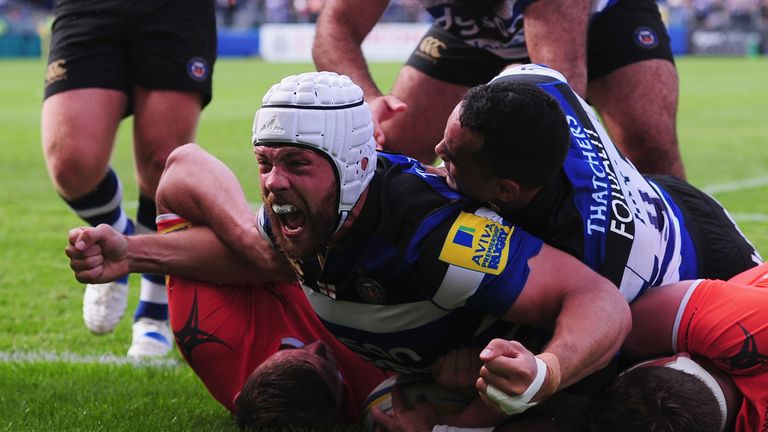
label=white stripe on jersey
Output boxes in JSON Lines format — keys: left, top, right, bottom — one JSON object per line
{"left": 303, "top": 285, "right": 451, "bottom": 333}
{"left": 433, "top": 264, "right": 485, "bottom": 310}
{"left": 671, "top": 279, "right": 705, "bottom": 352}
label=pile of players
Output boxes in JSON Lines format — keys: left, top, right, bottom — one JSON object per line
{"left": 50, "top": 1, "right": 765, "bottom": 431}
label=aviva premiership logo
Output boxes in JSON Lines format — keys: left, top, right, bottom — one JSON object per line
{"left": 439, "top": 212, "right": 512, "bottom": 275}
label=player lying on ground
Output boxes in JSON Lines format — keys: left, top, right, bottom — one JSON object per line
{"left": 66, "top": 71, "right": 631, "bottom": 428}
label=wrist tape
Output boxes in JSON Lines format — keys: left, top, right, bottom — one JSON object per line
{"left": 485, "top": 356, "right": 547, "bottom": 415}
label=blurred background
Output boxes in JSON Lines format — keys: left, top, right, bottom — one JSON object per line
{"left": 2, "top": 0, "right": 767, "bottom": 59}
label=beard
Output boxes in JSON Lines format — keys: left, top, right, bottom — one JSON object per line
{"left": 266, "top": 187, "right": 338, "bottom": 261}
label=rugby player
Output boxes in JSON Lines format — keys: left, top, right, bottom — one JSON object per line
{"left": 42, "top": 0, "right": 217, "bottom": 357}
{"left": 435, "top": 64, "right": 761, "bottom": 304}
{"left": 66, "top": 71, "right": 631, "bottom": 424}
{"left": 313, "top": 0, "right": 684, "bottom": 178}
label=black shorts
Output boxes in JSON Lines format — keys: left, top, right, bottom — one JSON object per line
{"left": 405, "top": 24, "right": 517, "bottom": 87}
{"left": 587, "top": 0, "right": 675, "bottom": 81}
{"left": 650, "top": 175, "right": 762, "bottom": 281}
{"left": 406, "top": 0, "right": 674, "bottom": 86}
{"left": 44, "top": 0, "right": 216, "bottom": 112}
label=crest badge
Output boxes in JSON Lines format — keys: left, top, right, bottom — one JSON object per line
{"left": 355, "top": 277, "right": 386, "bottom": 304}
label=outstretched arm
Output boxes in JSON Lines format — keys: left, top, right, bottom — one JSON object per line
{"left": 66, "top": 224, "right": 293, "bottom": 285}
{"left": 66, "top": 143, "right": 295, "bottom": 285}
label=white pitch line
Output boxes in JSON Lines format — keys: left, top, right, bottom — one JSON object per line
{"left": 0, "top": 350, "right": 181, "bottom": 368}
{"left": 702, "top": 176, "right": 768, "bottom": 195}
{"left": 730, "top": 213, "right": 768, "bottom": 223}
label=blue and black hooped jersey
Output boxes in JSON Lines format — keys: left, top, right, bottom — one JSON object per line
{"left": 259, "top": 153, "right": 544, "bottom": 374}
{"left": 491, "top": 64, "right": 698, "bottom": 301}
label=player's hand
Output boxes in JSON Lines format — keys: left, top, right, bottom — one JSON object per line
{"left": 65, "top": 224, "right": 129, "bottom": 283}
{"left": 371, "top": 385, "right": 439, "bottom": 432}
{"left": 432, "top": 346, "right": 483, "bottom": 398}
{"left": 476, "top": 339, "right": 543, "bottom": 412}
{"left": 368, "top": 95, "right": 408, "bottom": 147}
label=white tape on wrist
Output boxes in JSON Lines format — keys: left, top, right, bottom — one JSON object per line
{"left": 485, "top": 356, "right": 547, "bottom": 415}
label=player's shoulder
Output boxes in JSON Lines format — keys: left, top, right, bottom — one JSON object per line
{"left": 373, "top": 152, "right": 466, "bottom": 221}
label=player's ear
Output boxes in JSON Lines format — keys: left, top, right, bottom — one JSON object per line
{"left": 495, "top": 178, "right": 522, "bottom": 204}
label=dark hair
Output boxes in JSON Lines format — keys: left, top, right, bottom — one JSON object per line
{"left": 235, "top": 359, "right": 340, "bottom": 430}
{"left": 459, "top": 80, "right": 570, "bottom": 187}
{"left": 583, "top": 366, "right": 722, "bottom": 432}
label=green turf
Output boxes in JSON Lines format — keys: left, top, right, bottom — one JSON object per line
{"left": 0, "top": 57, "right": 766, "bottom": 430}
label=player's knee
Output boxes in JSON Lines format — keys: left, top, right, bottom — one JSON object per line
{"left": 46, "top": 152, "right": 106, "bottom": 199}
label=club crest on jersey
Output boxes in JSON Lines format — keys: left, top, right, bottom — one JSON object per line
{"left": 355, "top": 277, "right": 386, "bottom": 304}
{"left": 633, "top": 27, "right": 658, "bottom": 49}
{"left": 187, "top": 57, "right": 209, "bottom": 82}
{"left": 439, "top": 212, "right": 511, "bottom": 275}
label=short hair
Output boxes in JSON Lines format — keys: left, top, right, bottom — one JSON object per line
{"left": 459, "top": 80, "right": 570, "bottom": 187}
{"left": 584, "top": 366, "right": 722, "bottom": 432}
{"left": 235, "top": 358, "right": 340, "bottom": 430}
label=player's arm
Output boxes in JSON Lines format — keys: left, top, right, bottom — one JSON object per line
{"left": 312, "top": 0, "right": 406, "bottom": 144}
{"left": 155, "top": 143, "right": 267, "bottom": 265}
{"left": 621, "top": 281, "right": 691, "bottom": 358}
{"left": 522, "top": 0, "right": 589, "bottom": 97}
{"left": 67, "top": 224, "right": 294, "bottom": 285}
{"left": 483, "top": 244, "right": 631, "bottom": 404}
{"left": 312, "top": 0, "right": 389, "bottom": 100}
{"left": 67, "top": 143, "right": 295, "bottom": 285}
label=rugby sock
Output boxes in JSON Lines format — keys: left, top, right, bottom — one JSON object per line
{"left": 134, "top": 194, "right": 168, "bottom": 322}
{"left": 64, "top": 167, "right": 129, "bottom": 284}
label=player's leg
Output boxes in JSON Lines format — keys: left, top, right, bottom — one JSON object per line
{"left": 585, "top": 0, "right": 685, "bottom": 179}
{"left": 127, "top": 88, "right": 202, "bottom": 358}
{"left": 125, "top": 0, "right": 215, "bottom": 358}
{"left": 588, "top": 60, "right": 684, "bottom": 178}
{"left": 379, "top": 24, "right": 508, "bottom": 164}
{"left": 42, "top": 89, "right": 132, "bottom": 335}
{"left": 380, "top": 66, "right": 468, "bottom": 164}
{"left": 42, "top": 0, "right": 136, "bottom": 335}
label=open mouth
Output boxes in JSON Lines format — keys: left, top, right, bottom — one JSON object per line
{"left": 272, "top": 203, "right": 306, "bottom": 237}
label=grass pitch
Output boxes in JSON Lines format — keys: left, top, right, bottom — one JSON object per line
{"left": 0, "top": 57, "right": 766, "bottom": 430}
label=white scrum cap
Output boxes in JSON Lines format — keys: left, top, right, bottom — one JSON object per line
{"left": 252, "top": 71, "right": 377, "bottom": 231}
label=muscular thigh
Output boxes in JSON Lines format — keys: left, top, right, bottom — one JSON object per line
{"left": 129, "top": 0, "right": 217, "bottom": 108}
{"left": 382, "top": 66, "right": 469, "bottom": 163}
{"left": 132, "top": 87, "right": 201, "bottom": 196}
{"left": 587, "top": 59, "right": 678, "bottom": 141}
{"left": 41, "top": 89, "right": 128, "bottom": 196}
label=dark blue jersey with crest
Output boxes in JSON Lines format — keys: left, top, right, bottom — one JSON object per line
{"left": 491, "top": 64, "right": 698, "bottom": 301}
{"left": 259, "top": 152, "right": 544, "bottom": 373}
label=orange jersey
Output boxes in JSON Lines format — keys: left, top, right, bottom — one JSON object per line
{"left": 158, "top": 214, "right": 389, "bottom": 421}
{"left": 674, "top": 263, "right": 768, "bottom": 432}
